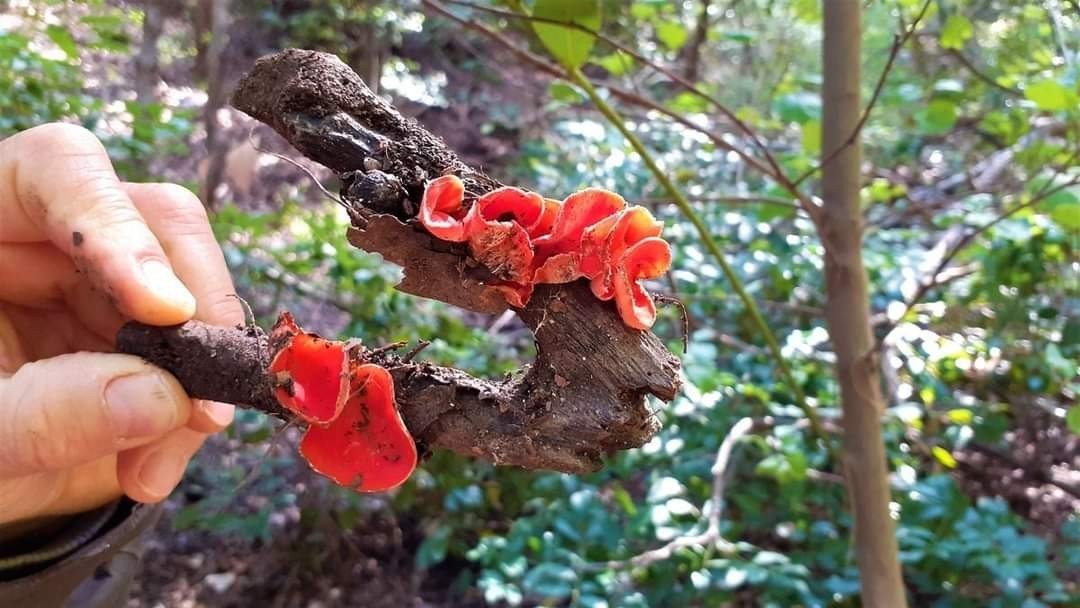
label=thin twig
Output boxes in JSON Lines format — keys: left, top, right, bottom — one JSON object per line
{"left": 442, "top": 0, "right": 789, "bottom": 186}
{"left": 598, "top": 417, "right": 755, "bottom": 570}
{"left": 368, "top": 340, "right": 409, "bottom": 356}
{"left": 654, "top": 293, "right": 690, "bottom": 354}
{"left": 248, "top": 128, "right": 346, "bottom": 207}
{"left": 947, "top": 50, "right": 1022, "bottom": 97}
{"left": 569, "top": 67, "right": 823, "bottom": 437}
{"left": 792, "top": 0, "right": 933, "bottom": 188}
{"left": 227, "top": 292, "right": 256, "bottom": 326}
{"left": 881, "top": 176, "right": 1080, "bottom": 342}
{"left": 421, "top": 0, "right": 815, "bottom": 221}
{"left": 402, "top": 340, "right": 431, "bottom": 363}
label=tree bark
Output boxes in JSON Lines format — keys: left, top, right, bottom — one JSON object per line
{"left": 820, "top": 3, "right": 908, "bottom": 606}
{"left": 198, "top": 49, "right": 682, "bottom": 474}
{"left": 200, "top": 0, "right": 230, "bottom": 209}
{"left": 135, "top": 0, "right": 164, "bottom": 104}
{"left": 678, "top": 0, "right": 712, "bottom": 82}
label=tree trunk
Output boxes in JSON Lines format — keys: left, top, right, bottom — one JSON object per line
{"left": 678, "top": 0, "right": 711, "bottom": 82}
{"left": 135, "top": 0, "right": 164, "bottom": 103}
{"left": 192, "top": 0, "right": 212, "bottom": 81}
{"left": 200, "top": 0, "right": 230, "bottom": 209}
{"left": 820, "top": 3, "right": 908, "bottom": 606}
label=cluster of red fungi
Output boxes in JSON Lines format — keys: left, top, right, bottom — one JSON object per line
{"left": 268, "top": 312, "right": 417, "bottom": 492}
{"left": 419, "top": 175, "right": 673, "bottom": 330}
{"left": 268, "top": 177, "right": 673, "bottom": 492}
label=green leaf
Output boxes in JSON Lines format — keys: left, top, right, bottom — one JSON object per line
{"left": 940, "top": 14, "right": 973, "bottom": 50}
{"left": 917, "top": 98, "right": 958, "bottom": 135}
{"left": 932, "top": 446, "right": 957, "bottom": 469}
{"left": 416, "top": 525, "right": 452, "bottom": 569}
{"left": 532, "top": 0, "right": 601, "bottom": 70}
{"left": 548, "top": 82, "right": 584, "bottom": 104}
{"left": 775, "top": 92, "right": 820, "bottom": 124}
{"left": 1025, "top": 79, "right": 1071, "bottom": 111}
{"left": 656, "top": 21, "right": 688, "bottom": 51}
{"left": 947, "top": 408, "right": 974, "bottom": 425}
{"left": 801, "top": 120, "right": 821, "bottom": 155}
{"left": 45, "top": 25, "right": 78, "bottom": 60}
{"left": 593, "top": 52, "right": 636, "bottom": 76}
{"left": 1042, "top": 185, "right": 1080, "bottom": 230}
{"left": 668, "top": 91, "right": 709, "bottom": 113}
{"left": 1068, "top": 406, "right": 1080, "bottom": 436}
{"left": 722, "top": 31, "right": 754, "bottom": 43}
{"left": 522, "top": 563, "right": 577, "bottom": 600}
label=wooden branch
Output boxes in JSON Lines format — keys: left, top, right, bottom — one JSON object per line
{"left": 820, "top": 3, "right": 908, "bottom": 606}
{"left": 598, "top": 417, "right": 754, "bottom": 570}
{"left": 793, "top": 0, "right": 932, "bottom": 188}
{"left": 218, "top": 49, "right": 680, "bottom": 474}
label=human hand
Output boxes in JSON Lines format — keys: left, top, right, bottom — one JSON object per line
{"left": 0, "top": 123, "right": 242, "bottom": 525}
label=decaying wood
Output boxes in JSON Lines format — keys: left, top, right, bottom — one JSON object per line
{"left": 168, "top": 49, "right": 679, "bottom": 474}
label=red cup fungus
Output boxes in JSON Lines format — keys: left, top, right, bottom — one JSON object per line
{"left": 268, "top": 313, "right": 418, "bottom": 492}
{"left": 418, "top": 175, "right": 673, "bottom": 330}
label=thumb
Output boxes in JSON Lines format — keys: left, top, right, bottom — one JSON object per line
{"left": 0, "top": 353, "right": 192, "bottom": 479}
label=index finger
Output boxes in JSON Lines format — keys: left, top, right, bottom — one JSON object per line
{"left": 0, "top": 123, "right": 196, "bottom": 325}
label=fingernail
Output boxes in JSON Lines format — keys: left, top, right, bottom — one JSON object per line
{"left": 199, "top": 400, "right": 235, "bottom": 429}
{"left": 105, "top": 373, "right": 180, "bottom": 438}
{"left": 140, "top": 259, "right": 196, "bottom": 315}
{"left": 137, "top": 449, "right": 185, "bottom": 500}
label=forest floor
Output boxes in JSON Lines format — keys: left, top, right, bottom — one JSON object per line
{"left": 81, "top": 10, "right": 1078, "bottom": 608}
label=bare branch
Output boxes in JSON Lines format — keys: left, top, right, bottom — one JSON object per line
{"left": 427, "top": 0, "right": 819, "bottom": 218}
{"left": 947, "top": 49, "right": 1023, "bottom": 97}
{"left": 881, "top": 176, "right": 1080, "bottom": 343}
{"left": 792, "top": 0, "right": 932, "bottom": 188}
{"left": 598, "top": 417, "right": 755, "bottom": 570}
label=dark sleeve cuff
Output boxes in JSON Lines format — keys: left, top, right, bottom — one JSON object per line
{"left": 0, "top": 499, "right": 162, "bottom": 607}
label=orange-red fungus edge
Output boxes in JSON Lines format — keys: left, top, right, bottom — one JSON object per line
{"left": 299, "top": 364, "right": 418, "bottom": 492}
{"left": 268, "top": 313, "right": 417, "bottom": 492}
{"left": 268, "top": 312, "right": 349, "bottom": 425}
{"left": 417, "top": 176, "right": 672, "bottom": 330}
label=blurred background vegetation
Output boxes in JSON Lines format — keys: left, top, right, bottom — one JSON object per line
{"left": 1, "top": 0, "right": 1078, "bottom": 606}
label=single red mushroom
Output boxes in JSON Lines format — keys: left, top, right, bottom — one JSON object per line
{"left": 463, "top": 187, "right": 546, "bottom": 283}
{"left": 268, "top": 312, "right": 349, "bottom": 425}
{"left": 299, "top": 363, "right": 418, "bottom": 492}
{"left": 528, "top": 198, "right": 562, "bottom": 238}
{"left": 419, "top": 174, "right": 469, "bottom": 242}
{"left": 583, "top": 206, "right": 663, "bottom": 300}
{"left": 612, "top": 238, "right": 673, "bottom": 330}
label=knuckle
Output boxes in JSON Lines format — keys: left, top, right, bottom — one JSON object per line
{"left": 4, "top": 361, "right": 64, "bottom": 472}
{"left": 23, "top": 122, "right": 100, "bottom": 150}
{"left": 152, "top": 184, "right": 211, "bottom": 230}
{"left": 75, "top": 186, "right": 148, "bottom": 234}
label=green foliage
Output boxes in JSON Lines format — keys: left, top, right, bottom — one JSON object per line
{"left": 0, "top": 27, "right": 95, "bottom": 134}
{"left": 939, "top": 14, "right": 973, "bottom": 50}
{"left": 531, "top": 0, "right": 602, "bottom": 70}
